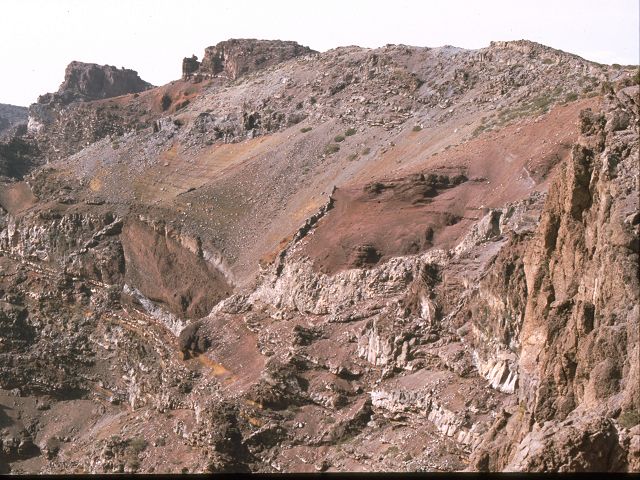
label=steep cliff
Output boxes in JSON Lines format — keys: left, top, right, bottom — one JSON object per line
{"left": 470, "top": 85, "right": 639, "bottom": 472}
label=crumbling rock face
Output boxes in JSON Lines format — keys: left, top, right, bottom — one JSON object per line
{"left": 520, "top": 90, "right": 639, "bottom": 421}
{"left": 251, "top": 248, "right": 449, "bottom": 317}
{"left": 370, "top": 370, "right": 504, "bottom": 450}
{"left": 458, "top": 232, "right": 530, "bottom": 394}
{"left": 178, "top": 320, "right": 210, "bottom": 357}
{"left": 0, "top": 208, "right": 125, "bottom": 285}
{"left": 246, "top": 358, "right": 310, "bottom": 411}
{"left": 38, "top": 61, "right": 152, "bottom": 106}
{"left": 0, "top": 136, "right": 40, "bottom": 180}
{"left": 121, "top": 218, "right": 232, "bottom": 318}
{"left": 471, "top": 88, "right": 640, "bottom": 471}
{"left": 182, "top": 55, "right": 200, "bottom": 79}
{"left": 186, "top": 39, "right": 315, "bottom": 81}
{"left": 27, "top": 100, "right": 147, "bottom": 160}
{"left": 506, "top": 413, "right": 627, "bottom": 472}
{"left": 0, "top": 104, "right": 28, "bottom": 141}
{"left": 191, "top": 401, "right": 252, "bottom": 473}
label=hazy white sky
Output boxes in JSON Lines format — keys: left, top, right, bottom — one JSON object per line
{"left": 1, "top": 0, "right": 638, "bottom": 106}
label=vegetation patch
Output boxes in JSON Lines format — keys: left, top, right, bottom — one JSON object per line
{"left": 619, "top": 410, "right": 640, "bottom": 429}
{"left": 472, "top": 123, "right": 490, "bottom": 137}
{"left": 565, "top": 92, "right": 579, "bottom": 102}
{"left": 475, "top": 86, "right": 567, "bottom": 136}
{"left": 175, "top": 99, "right": 190, "bottom": 111}
{"left": 127, "top": 437, "right": 148, "bottom": 453}
{"left": 161, "top": 93, "right": 172, "bottom": 111}
{"left": 325, "top": 144, "right": 340, "bottom": 155}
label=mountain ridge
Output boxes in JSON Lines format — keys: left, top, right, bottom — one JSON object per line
{"left": 0, "top": 38, "right": 637, "bottom": 474}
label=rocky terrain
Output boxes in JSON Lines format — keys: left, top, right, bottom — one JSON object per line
{"left": 0, "top": 38, "right": 638, "bottom": 473}
{"left": 0, "top": 104, "right": 27, "bottom": 140}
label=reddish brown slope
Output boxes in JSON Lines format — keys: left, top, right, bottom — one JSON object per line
{"left": 300, "top": 98, "right": 597, "bottom": 274}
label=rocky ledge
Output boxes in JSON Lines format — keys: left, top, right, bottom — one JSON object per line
{"left": 182, "top": 39, "right": 316, "bottom": 80}
{"left": 38, "top": 61, "right": 152, "bottom": 105}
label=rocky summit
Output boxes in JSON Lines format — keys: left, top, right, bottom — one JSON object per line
{"left": 0, "top": 38, "right": 638, "bottom": 474}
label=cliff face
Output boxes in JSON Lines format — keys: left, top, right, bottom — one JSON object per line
{"left": 38, "top": 61, "right": 152, "bottom": 105}
{"left": 470, "top": 85, "right": 640, "bottom": 472}
{"left": 0, "top": 104, "right": 27, "bottom": 140}
{"left": 183, "top": 39, "right": 315, "bottom": 80}
{"left": 0, "top": 104, "right": 30, "bottom": 178}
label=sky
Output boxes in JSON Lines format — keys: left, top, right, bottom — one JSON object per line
{"left": 1, "top": 0, "right": 638, "bottom": 106}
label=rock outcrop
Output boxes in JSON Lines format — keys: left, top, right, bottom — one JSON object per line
{"left": 183, "top": 39, "right": 315, "bottom": 80}
{"left": 37, "top": 61, "right": 152, "bottom": 106}
{"left": 469, "top": 86, "right": 639, "bottom": 472}
{"left": 0, "top": 104, "right": 27, "bottom": 140}
{"left": 26, "top": 62, "right": 152, "bottom": 160}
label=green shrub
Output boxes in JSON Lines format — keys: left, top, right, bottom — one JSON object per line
{"left": 386, "top": 445, "right": 400, "bottom": 456}
{"left": 601, "top": 81, "right": 614, "bottom": 95}
{"left": 362, "top": 147, "right": 371, "bottom": 155}
{"left": 324, "top": 144, "right": 340, "bottom": 155}
{"left": 347, "top": 153, "right": 358, "bottom": 161}
{"left": 412, "top": 125, "right": 422, "bottom": 132}
{"left": 345, "top": 127, "right": 357, "bottom": 136}
{"left": 532, "top": 94, "right": 553, "bottom": 111}
{"left": 127, "top": 458, "right": 140, "bottom": 471}
{"left": 472, "top": 124, "right": 488, "bottom": 137}
{"left": 619, "top": 410, "right": 640, "bottom": 429}
{"left": 542, "top": 58, "right": 554, "bottom": 65}
{"left": 565, "top": 92, "right": 579, "bottom": 102}
{"left": 160, "top": 93, "right": 172, "bottom": 111}
{"left": 309, "top": 96, "right": 317, "bottom": 105}
{"left": 334, "top": 135, "right": 345, "bottom": 143}
{"left": 175, "top": 99, "right": 190, "bottom": 111}
{"left": 127, "top": 437, "right": 148, "bottom": 453}
{"left": 300, "top": 127, "right": 312, "bottom": 133}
